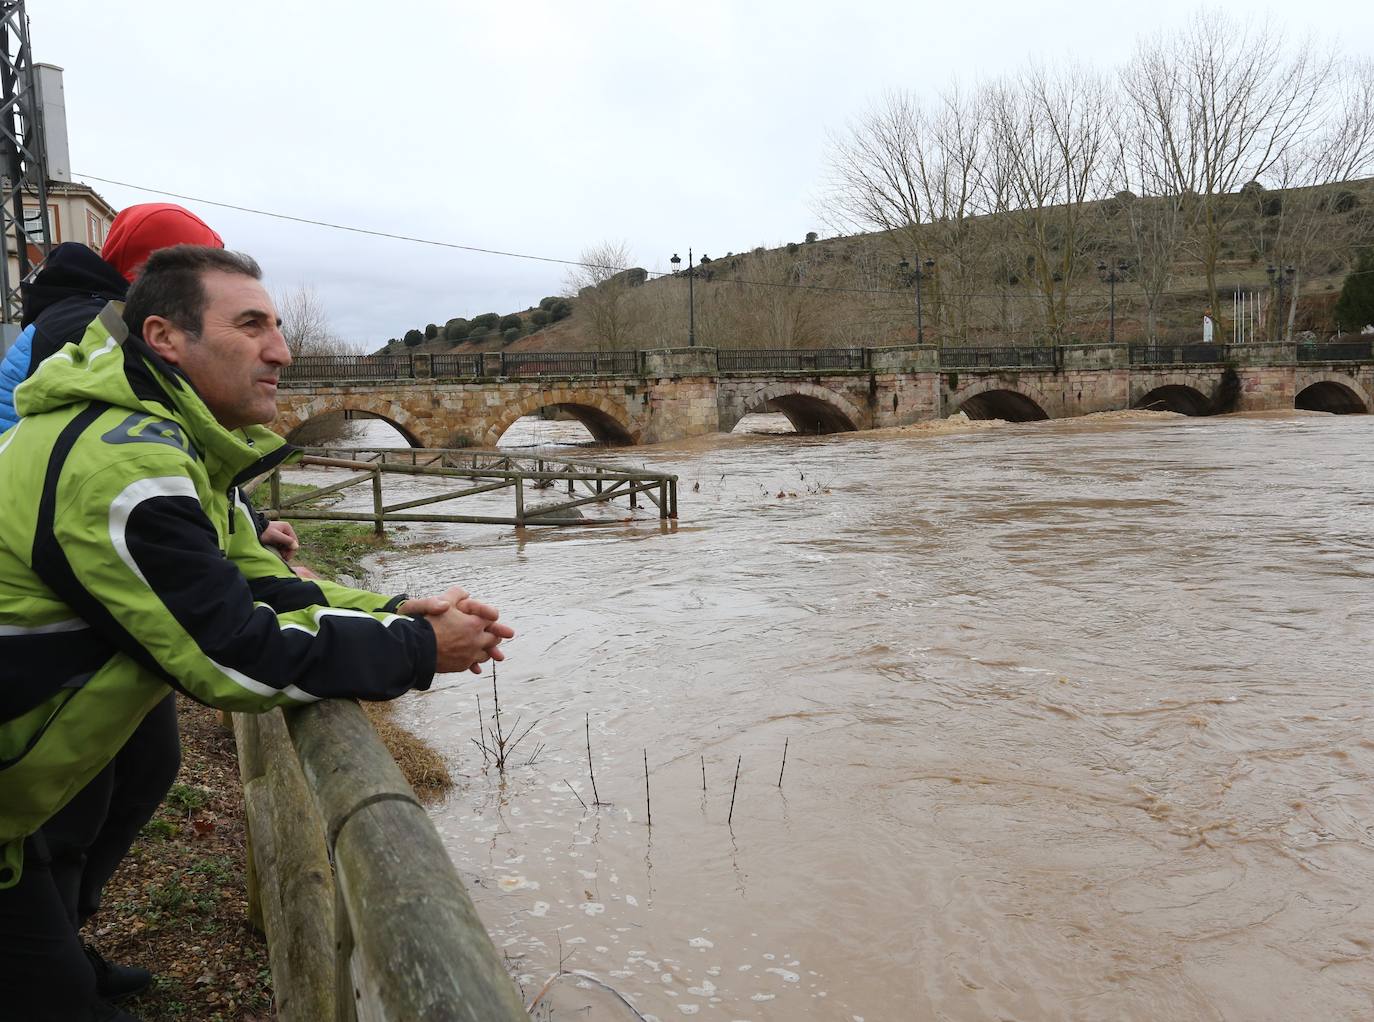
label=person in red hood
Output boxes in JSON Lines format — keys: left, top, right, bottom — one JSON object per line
{"left": 100, "top": 203, "right": 225, "bottom": 281}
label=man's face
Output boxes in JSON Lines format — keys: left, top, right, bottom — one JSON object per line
{"left": 163, "top": 271, "right": 291, "bottom": 430}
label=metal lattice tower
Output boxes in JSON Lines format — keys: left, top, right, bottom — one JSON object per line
{"left": 0, "top": 0, "right": 50, "bottom": 324}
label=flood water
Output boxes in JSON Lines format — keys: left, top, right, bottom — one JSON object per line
{"left": 283, "top": 410, "right": 1374, "bottom": 1021}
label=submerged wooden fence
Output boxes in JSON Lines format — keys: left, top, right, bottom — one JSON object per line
{"left": 258, "top": 447, "right": 678, "bottom": 530}
{"left": 234, "top": 701, "right": 529, "bottom": 1021}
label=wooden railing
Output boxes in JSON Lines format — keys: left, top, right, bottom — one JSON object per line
{"left": 262, "top": 449, "right": 678, "bottom": 530}
{"left": 234, "top": 701, "right": 528, "bottom": 1021}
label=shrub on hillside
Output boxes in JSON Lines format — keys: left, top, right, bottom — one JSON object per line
{"left": 1261, "top": 195, "right": 1283, "bottom": 217}
{"left": 424, "top": 323, "right": 438, "bottom": 339}
{"left": 403, "top": 328, "right": 423, "bottom": 347}
{"left": 444, "top": 318, "right": 470, "bottom": 340}
{"left": 805, "top": 232, "right": 818, "bottom": 243}
{"left": 538, "top": 296, "right": 560, "bottom": 311}
{"left": 499, "top": 314, "right": 523, "bottom": 332}
{"left": 549, "top": 300, "right": 572, "bottom": 321}
{"left": 469, "top": 313, "right": 501, "bottom": 334}
{"left": 530, "top": 309, "right": 551, "bottom": 327}
{"left": 502, "top": 327, "right": 521, "bottom": 344}
{"left": 1333, "top": 190, "right": 1360, "bottom": 213}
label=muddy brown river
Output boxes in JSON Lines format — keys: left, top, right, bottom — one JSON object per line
{"left": 284, "top": 410, "right": 1374, "bottom": 1021}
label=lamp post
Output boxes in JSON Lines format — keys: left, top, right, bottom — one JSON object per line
{"left": 670, "top": 249, "right": 696, "bottom": 347}
{"left": 1266, "top": 264, "right": 1295, "bottom": 342}
{"left": 898, "top": 257, "right": 935, "bottom": 344}
{"left": 1097, "top": 260, "right": 1129, "bottom": 344}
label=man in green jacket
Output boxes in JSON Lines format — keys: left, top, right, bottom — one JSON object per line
{"left": 0, "top": 245, "right": 514, "bottom": 1022}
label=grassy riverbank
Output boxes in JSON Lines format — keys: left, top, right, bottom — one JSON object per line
{"left": 93, "top": 497, "right": 452, "bottom": 1019}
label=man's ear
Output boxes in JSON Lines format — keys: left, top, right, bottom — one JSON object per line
{"left": 141, "top": 315, "right": 185, "bottom": 365}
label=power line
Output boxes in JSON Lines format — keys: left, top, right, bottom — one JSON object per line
{"left": 77, "top": 172, "right": 1372, "bottom": 306}
{"left": 76, "top": 172, "right": 627, "bottom": 274}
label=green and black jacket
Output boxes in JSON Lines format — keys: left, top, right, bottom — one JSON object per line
{"left": 0, "top": 305, "right": 437, "bottom": 886}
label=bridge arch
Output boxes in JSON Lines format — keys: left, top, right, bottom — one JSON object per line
{"left": 729, "top": 381, "right": 865, "bottom": 434}
{"left": 1295, "top": 373, "right": 1369, "bottom": 414}
{"left": 482, "top": 390, "right": 638, "bottom": 447}
{"left": 277, "top": 400, "right": 425, "bottom": 447}
{"left": 1133, "top": 384, "right": 1211, "bottom": 416}
{"left": 953, "top": 380, "right": 1050, "bottom": 422}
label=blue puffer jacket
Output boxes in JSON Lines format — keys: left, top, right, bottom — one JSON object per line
{"left": 0, "top": 243, "right": 128, "bottom": 432}
{"left": 0, "top": 325, "right": 34, "bottom": 431}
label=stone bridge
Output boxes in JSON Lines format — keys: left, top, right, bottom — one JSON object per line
{"left": 272, "top": 343, "right": 1373, "bottom": 448}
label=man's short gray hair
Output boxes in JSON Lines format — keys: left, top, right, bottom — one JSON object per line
{"left": 123, "top": 245, "right": 262, "bottom": 338}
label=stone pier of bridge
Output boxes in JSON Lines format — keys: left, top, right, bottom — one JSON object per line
{"left": 272, "top": 343, "right": 1373, "bottom": 448}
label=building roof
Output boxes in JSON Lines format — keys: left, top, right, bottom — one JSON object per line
{"left": 42, "top": 179, "right": 118, "bottom": 218}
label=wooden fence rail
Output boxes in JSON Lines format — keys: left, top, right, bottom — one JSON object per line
{"left": 257, "top": 449, "right": 678, "bottom": 530}
{"left": 234, "top": 702, "right": 529, "bottom": 1021}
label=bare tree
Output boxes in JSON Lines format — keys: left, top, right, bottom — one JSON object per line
{"left": 1110, "top": 85, "right": 1188, "bottom": 342}
{"left": 982, "top": 63, "right": 1115, "bottom": 341}
{"left": 276, "top": 285, "right": 342, "bottom": 357}
{"left": 1122, "top": 11, "right": 1334, "bottom": 318}
{"left": 822, "top": 87, "right": 990, "bottom": 341}
{"left": 563, "top": 240, "right": 642, "bottom": 351}
{"left": 1262, "top": 58, "right": 1374, "bottom": 338}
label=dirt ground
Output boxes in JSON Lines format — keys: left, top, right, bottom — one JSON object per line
{"left": 88, "top": 701, "right": 274, "bottom": 1021}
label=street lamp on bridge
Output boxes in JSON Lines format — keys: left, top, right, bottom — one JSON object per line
{"left": 898, "top": 257, "right": 935, "bottom": 344}
{"left": 1097, "top": 259, "right": 1129, "bottom": 344}
{"left": 670, "top": 249, "right": 696, "bottom": 347}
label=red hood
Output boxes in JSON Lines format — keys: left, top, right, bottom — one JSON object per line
{"left": 100, "top": 203, "right": 224, "bottom": 282}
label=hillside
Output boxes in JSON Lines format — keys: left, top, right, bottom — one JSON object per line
{"left": 378, "top": 177, "right": 1374, "bottom": 355}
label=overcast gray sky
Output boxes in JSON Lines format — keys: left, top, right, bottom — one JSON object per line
{"left": 36, "top": 1, "right": 1372, "bottom": 347}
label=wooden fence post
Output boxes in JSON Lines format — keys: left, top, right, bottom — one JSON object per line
{"left": 371, "top": 469, "right": 383, "bottom": 536}
{"left": 234, "top": 710, "right": 337, "bottom": 1021}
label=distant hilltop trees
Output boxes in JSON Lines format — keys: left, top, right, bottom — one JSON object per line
{"left": 390, "top": 297, "right": 574, "bottom": 351}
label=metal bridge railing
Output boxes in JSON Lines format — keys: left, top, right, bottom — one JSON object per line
{"left": 429, "top": 353, "right": 483, "bottom": 377}
{"left": 1128, "top": 343, "right": 1232, "bottom": 366}
{"left": 1297, "top": 340, "right": 1373, "bottom": 362}
{"left": 280, "top": 355, "right": 414, "bottom": 382}
{"left": 499, "top": 351, "right": 638, "bottom": 376}
{"left": 717, "top": 348, "right": 867, "bottom": 372}
{"left": 939, "top": 346, "right": 1057, "bottom": 369}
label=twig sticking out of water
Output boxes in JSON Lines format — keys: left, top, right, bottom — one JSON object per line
{"left": 701, "top": 755, "right": 707, "bottom": 792}
{"left": 644, "top": 749, "right": 651, "bottom": 829}
{"left": 485, "top": 664, "right": 537, "bottom": 773}
{"left": 563, "top": 780, "right": 588, "bottom": 810}
{"left": 585, "top": 712, "right": 605, "bottom": 806}
{"left": 728, "top": 755, "right": 742, "bottom": 826}
{"left": 778, "top": 737, "right": 789, "bottom": 787}
{"left": 474, "top": 695, "right": 489, "bottom": 763}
